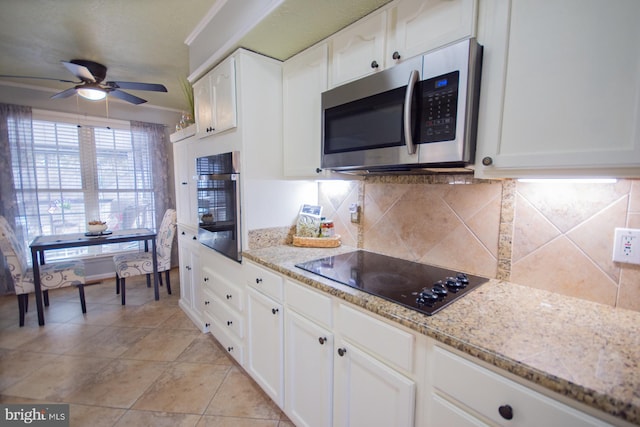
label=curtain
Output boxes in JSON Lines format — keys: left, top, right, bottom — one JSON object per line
{"left": 130, "top": 120, "right": 174, "bottom": 229}
{"left": 0, "top": 103, "right": 33, "bottom": 294}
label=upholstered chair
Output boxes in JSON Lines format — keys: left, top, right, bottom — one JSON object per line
{"left": 113, "top": 209, "right": 176, "bottom": 305}
{"left": 0, "top": 216, "right": 86, "bottom": 327}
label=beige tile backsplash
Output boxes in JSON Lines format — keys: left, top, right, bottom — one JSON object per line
{"left": 317, "top": 177, "right": 640, "bottom": 312}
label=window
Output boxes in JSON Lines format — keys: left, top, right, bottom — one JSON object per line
{"left": 11, "top": 112, "right": 161, "bottom": 261}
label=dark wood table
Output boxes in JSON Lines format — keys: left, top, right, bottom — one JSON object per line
{"left": 29, "top": 228, "right": 158, "bottom": 326}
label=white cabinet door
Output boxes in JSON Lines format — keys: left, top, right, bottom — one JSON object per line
{"left": 285, "top": 309, "right": 333, "bottom": 427}
{"left": 210, "top": 55, "right": 237, "bottom": 134}
{"left": 177, "top": 231, "right": 203, "bottom": 329}
{"left": 329, "top": 11, "right": 387, "bottom": 88}
{"left": 246, "top": 286, "right": 284, "bottom": 407}
{"left": 333, "top": 340, "right": 415, "bottom": 427}
{"left": 283, "top": 43, "right": 328, "bottom": 178}
{"left": 389, "top": 0, "right": 477, "bottom": 62}
{"left": 193, "top": 76, "right": 213, "bottom": 139}
{"left": 173, "top": 138, "right": 197, "bottom": 227}
{"left": 193, "top": 56, "right": 237, "bottom": 139}
{"left": 475, "top": 0, "right": 640, "bottom": 178}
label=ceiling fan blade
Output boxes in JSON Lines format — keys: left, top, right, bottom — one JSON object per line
{"left": 107, "top": 81, "right": 167, "bottom": 92}
{"left": 109, "top": 89, "right": 147, "bottom": 105}
{"left": 61, "top": 61, "right": 96, "bottom": 82}
{"left": 0, "top": 74, "right": 79, "bottom": 84}
{"left": 50, "top": 87, "right": 77, "bottom": 99}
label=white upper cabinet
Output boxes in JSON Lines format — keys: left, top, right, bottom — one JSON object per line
{"left": 329, "top": 11, "right": 388, "bottom": 88}
{"left": 193, "top": 56, "right": 237, "bottom": 139}
{"left": 172, "top": 137, "right": 197, "bottom": 228}
{"left": 388, "top": 0, "right": 477, "bottom": 62}
{"left": 475, "top": 0, "right": 640, "bottom": 178}
{"left": 283, "top": 43, "right": 328, "bottom": 178}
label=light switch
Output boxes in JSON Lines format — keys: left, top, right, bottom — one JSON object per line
{"left": 612, "top": 228, "right": 640, "bottom": 265}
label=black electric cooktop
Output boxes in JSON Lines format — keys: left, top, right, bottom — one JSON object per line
{"left": 295, "top": 250, "right": 489, "bottom": 316}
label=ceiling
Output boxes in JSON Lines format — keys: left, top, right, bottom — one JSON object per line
{"left": 0, "top": 0, "right": 391, "bottom": 114}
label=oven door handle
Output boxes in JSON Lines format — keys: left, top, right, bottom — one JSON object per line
{"left": 198, "top": 173, "right": 239, "bottom": 181}
{"left": 404, "top": 69, "right": 419, "bottom": 155}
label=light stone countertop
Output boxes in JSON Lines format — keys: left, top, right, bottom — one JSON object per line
{"left": 242, "top": 244, "right": 640, "bottom": 426}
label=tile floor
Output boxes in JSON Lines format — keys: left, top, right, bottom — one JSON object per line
{"left": 0, "top": 268, "right": 293, "bottom": 427}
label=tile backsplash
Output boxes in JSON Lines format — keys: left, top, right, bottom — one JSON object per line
{"left": 316, "top": 177, "right": 640, "bottom": 313}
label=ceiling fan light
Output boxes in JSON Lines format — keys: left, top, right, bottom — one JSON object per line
{"left": 77, "top": 87, "right": 106, "bottom": 101}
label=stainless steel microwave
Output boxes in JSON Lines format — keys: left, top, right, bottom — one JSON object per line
{"left": 321, "top": 38, "right": 483, "bottom": 173}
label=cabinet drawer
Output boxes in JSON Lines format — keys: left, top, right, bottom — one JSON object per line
{"left": 337, "top": 303, "right": 414, "bottom": 373}
{"left": 203, "top": 267, "right": 244, "bottom": 312}
{"left": 205, "top": 311, "right": 244, "bottom": 366}
{"left": 210, "top": 295, "right": 243, "bottom": 339}
{"left": 285, "top": 280, "right": 332, "bottom": 328}
{"left": 432, "top": 346, "right": 609, "bottom": 427}
{"left": 245, "top": 262, "right": 283, "bottom": 301}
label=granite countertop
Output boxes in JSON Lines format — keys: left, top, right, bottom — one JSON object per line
{"left": 243, "top": 244, "right": 640, "bottom": 426}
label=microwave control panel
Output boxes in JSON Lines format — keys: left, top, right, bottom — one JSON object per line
{"left": 420, "top": 70, "right": 459, "bottom": 143}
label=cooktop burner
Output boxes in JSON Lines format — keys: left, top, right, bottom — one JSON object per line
{"left": 295, "top": 250, "right": 489, "bottom": 316}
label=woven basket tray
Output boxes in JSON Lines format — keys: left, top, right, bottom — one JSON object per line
{"left": 292, "top": 234, "right": 341, "bottom": 248}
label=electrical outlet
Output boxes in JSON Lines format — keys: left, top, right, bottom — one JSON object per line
{"left": 349, "top": 203, "right": 360, "bottom": 224}
{"left": 612, "top": 228, "right": 640, "bottom": 264}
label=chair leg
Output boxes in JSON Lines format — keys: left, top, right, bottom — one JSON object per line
{"left": 17, "top": 294, "right": 27, "bottom": 327}
{"left": 43, "top": 290, "right": 49, "bottom": 307}
{"left": 24, "top": 293, "right": 28, "bottom": 313}
{"left": 116, "top": 272, "right": 120, "bottom": 294}
{"left": 158, "top": 272, "right": 163, "bottom": 287}
{"left": 146, "top": 273, "right": 151, "bottom": 288}
{"left": 78, "top": 285, "right": 87, "bottom": 314}
{"left": 120, "top": 277, "right": 126, "bottom": 305}
{"left": 165, "top": 270, "right": 171, "bottom": 295}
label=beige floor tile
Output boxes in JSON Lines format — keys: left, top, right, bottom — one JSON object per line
{"left": 66, "top": 303, "right": 126, "bottom": 326}
{"left": 197, "top": 415, "right": 279, "bottom": 427}
{"left": 0, "top": 322, "right": 62, "bottom": 349}
{"left": 69, "top": 403, "right": 126, "bottom": 427}
{"left": 0, "top": 268, "right": 285, "bottom": 426}
{"left": 65, "top": 325, "right": 152, "bottom": 358}
{"left": 2, "top": 354, "right": 112, "bottom": 401}
{"left": 133, "top": 362, "right": 229, "bottom": 414}
{"left": 113, "top": 409, "right": 201, "bottom": 426}
{"left": 0, "top": 349, "right": 61, "bottom": 391}
{"left": 110, "top": 304, "right": 181, "bottom": 328}
{"left": 121, "top": 327, "right": 200, "bottom": 362}
{"left": 160, "top": 310, "right": 202, "bottom": 331}
{"left": 177, "top": 334, "right": 234, "bottom": 366}
{"left": 64, "top": 358, "right": 168, "bottom": 408}
{"left": 17, "top": 322, "right": 106, "bottom": 354}
{"left": 205, "top": 366, "right": 282, "bottom": 420}
{"left": 42, "top": 300, "right": 87, "bottom": 324}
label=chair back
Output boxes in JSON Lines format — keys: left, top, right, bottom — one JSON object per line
{"left": 156, "top": 209, "right": 177, "bottom": 262}
{"left": 0, "top": 216, "right": 30, "bottom": 284}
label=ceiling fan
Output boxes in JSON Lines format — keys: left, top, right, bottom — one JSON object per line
{"left": 1, "top": 59, "right": 167, "bottom": 105}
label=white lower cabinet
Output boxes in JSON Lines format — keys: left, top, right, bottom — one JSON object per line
{"left": 334, "top": 302, "right": 417, "bottom": 427}
{"left": 177, "top": 228, "right": 204, "bottom": 330}
{"left": 202, "top": 262, "right": 245, "bottom": 366}
{"left": 285, "top": 309, "right": 334, "bottom": 427}
{"left": 429, "top": 344, "right": 612, "bottom": 427}
{"left": 246, "top": 285, "right": 284, "bottom": 407}
{"left": 334, "top": 340, "right": 416, "bottom": 427}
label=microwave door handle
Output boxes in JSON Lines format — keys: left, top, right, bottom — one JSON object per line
{"left": 404, "top": 70, "right": 420, "bottom": 155}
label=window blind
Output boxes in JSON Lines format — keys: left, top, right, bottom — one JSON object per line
{"left": 12, "top": 113, "right": 160, "bottom": 261}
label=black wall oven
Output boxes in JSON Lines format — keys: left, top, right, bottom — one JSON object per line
{"left": 196, "top": 151, "right": 241, "bottom": 262}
